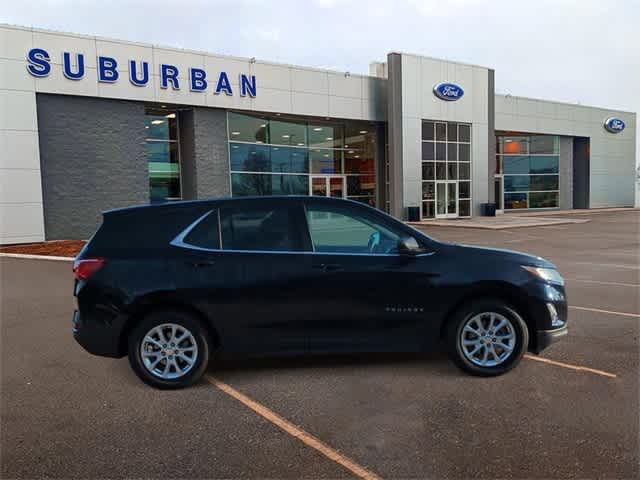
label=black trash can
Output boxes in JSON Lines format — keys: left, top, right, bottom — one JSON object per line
{"left": 407, "top": 206, "right": 421, "bottom": 221}
{"left": 481, "top": 203, "right": 497, "bottom": 217}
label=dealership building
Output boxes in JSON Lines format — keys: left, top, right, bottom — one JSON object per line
{"left": 0, "top": 24, "right": 637, "bottom": 244}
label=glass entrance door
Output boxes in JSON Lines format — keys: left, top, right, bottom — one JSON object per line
{"left": 309, "top": 176, "right": 346, "bottom": 198}
{"left": 311, "top": 176, "right": 328, "bottom": 196}
{"left": 436, "top": 181, "right": 458, "bottom": 218}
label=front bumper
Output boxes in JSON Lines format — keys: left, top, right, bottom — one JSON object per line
{"left": 533, "top": 325, "right": 568, "bottom": 353}
{"left": 524, "top": 280, "right": 568, "bottom": 353}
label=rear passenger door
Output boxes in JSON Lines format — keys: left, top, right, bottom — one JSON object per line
{"left": 169, "top": 200, "right": 313, "bottom": 354}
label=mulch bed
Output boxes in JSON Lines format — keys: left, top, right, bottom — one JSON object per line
{"left": 0, "top": 240, "right": 86, "bottom": 257}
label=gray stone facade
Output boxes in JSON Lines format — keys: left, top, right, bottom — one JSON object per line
{"left": 186, "top": 108, "right": 230, "bottom": 200}
{"left": 36, "top": 94, "right": 147, "bottom": 240}
{"left": 177, "top": 109, "right": 198, "bottom": 200}
{"left": 179, "top": 107, "right": 231, "bottom": 200}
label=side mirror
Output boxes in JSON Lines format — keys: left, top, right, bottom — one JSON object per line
{"left": 397, "top": 236, "right": 424, "bottom": 256}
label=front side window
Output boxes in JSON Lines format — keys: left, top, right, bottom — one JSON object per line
{"left": 220, "top": 205, "right": 303, "bottom": 252}
{"left": 306, "top": 206, "right": 400, "bottom": 254}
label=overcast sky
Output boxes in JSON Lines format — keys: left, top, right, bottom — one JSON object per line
{"left": 3, "top": 0, "right": 639, "bottom": 161}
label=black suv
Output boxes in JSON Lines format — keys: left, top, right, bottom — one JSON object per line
{"left": 73, "top": 196, "right": 568, "bottom": 388}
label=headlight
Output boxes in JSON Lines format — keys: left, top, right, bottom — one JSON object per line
{"left": 522, "top": 266, "right": 565, "bottom": 286}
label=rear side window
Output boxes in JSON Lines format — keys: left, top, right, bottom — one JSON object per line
{"left": 182, "top": 210, "right": 221, "bottom": 249}
{"left": 220, "top": 205, "right": 303, "bottom": 252}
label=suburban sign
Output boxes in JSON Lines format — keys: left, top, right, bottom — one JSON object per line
{"left": 433, "top": 82, "right": 464, "bottom": 101}
{"left": 603, "top": 117, "right": 625, "bottom": 134}
{"left": 25, "top": 48, "right": 257, "bottom": 97}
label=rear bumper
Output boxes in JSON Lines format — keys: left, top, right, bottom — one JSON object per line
{"left": 534, "top": 325, "right": 568, "bottom": 353}
{"left": 72, "top": 309, "right": 126, "bottom": 358}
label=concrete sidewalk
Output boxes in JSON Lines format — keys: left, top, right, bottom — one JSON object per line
{"left": 409, "top": 207, "right": 639, "bottom": 230}
{"left": 507, "top": 207, "right": 639, "bottom": 217}
{"left": 409, "top": 215, "right": 590, "bottom": 229}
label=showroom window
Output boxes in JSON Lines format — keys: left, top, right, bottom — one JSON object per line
{"left": 496, "top": 135, "right": 559, "bottom": 209}
{"left": 145, "top": 108, "right": 181, "bottom": 203}
{"left": 421, "top": 121, "right": 472, "bottom": 218}
{"left": 228, "top": 112, "right": 377, "bottom": 206}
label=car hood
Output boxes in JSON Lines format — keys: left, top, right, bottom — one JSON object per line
{"left": 443, "top": 242, "right": 556, "bottom": 269}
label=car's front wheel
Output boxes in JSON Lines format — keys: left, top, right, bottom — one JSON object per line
{"left": 446, "top": 299, "right": 528, "bottom": 376}
{"left": 128, "top": 309, "right": 211, "bottom": 389}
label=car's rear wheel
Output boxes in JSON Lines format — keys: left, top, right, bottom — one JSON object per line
{"left": 128, "top": 310, "right": 211, "bottom": 389}
{"left": 446, "top": 299, "right": 528, "bottom": 376}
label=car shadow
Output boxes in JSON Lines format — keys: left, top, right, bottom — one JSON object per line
{"left": 113, "top": 350, "right": 462, "bottom": 390}
{"left": 208, "top": 349, "right": 460, "bottom": 377}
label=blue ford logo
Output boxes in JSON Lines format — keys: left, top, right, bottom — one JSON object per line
{"left": 604, "top": 117, "right": 625, "bottom": 133}
{"left": 433, "top": 82, "right": 464, "bottom": 101}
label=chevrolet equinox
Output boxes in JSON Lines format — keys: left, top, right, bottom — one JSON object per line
{"left": 73, "top": 196, "right": 568, "bottom": 389}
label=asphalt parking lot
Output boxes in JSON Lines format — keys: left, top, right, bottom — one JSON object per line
{"left": 1, "top": 210, "right": 638, "bottom": 479}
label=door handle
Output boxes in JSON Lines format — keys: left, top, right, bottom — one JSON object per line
{"left": 313, "top": 263, "right": 343, "bottom": 272}
{"left": 191, "top": 260, "right": 216, "bottom": 268}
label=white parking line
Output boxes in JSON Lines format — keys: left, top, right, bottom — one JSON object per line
{"left": 571, "top": 261, "right": 640, "bottom": 270}
{"left": 524, "top": 355, "right": 617, "bottom": 378}
{"left": 569, "top": 305, "right": 640, "bottom": 318}
{"left": 587, "top": 250, "right": 640, "bottom": 259}
{"left": 0, "top": 253, "right": 73, "bottom": 262}
{"left": 566, "top": 278, "right": 640, "bottom": 288}
{"left": 206, "top": 376, "right": 382, "bottom": 480}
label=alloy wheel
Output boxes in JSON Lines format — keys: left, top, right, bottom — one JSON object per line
{"left": 140, "top": 323, "right": 198, "bottom": 379}
{"left": 460, "top": 312, "right": 516, "bottom": 367}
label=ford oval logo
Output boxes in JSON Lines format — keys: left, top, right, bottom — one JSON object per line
{"left": 433, "top": 82, "right": 464, "bottom": 101}
{"left": 604, "top": 117, "right": 625, "bottom": 134}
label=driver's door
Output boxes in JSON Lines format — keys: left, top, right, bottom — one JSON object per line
{"left": 302, "top": 201, "right": 432, "bottom": 352}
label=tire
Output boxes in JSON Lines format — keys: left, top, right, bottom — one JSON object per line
{"left": 128, "top": 309, "right": 211, "bottom": 389}
{"left": 446, "top": 298, "right": 528, "bottom": 376}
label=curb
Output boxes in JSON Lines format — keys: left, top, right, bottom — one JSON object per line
{"left": 408, "top": 218, "right": 590, "bottom": 230}
{"left": 512, "top": 207, "right": 639, "bottom": 217}
{"left": 0, "top": 253, "right": 74, "bottom": 262}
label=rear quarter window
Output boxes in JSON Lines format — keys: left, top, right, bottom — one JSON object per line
{"left": 182, "top": 210, "right": 221, "bottom": 249}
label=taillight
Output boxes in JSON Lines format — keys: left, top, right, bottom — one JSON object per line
{"left": 73, "top": 257, "right": 106, "bottom": 280}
